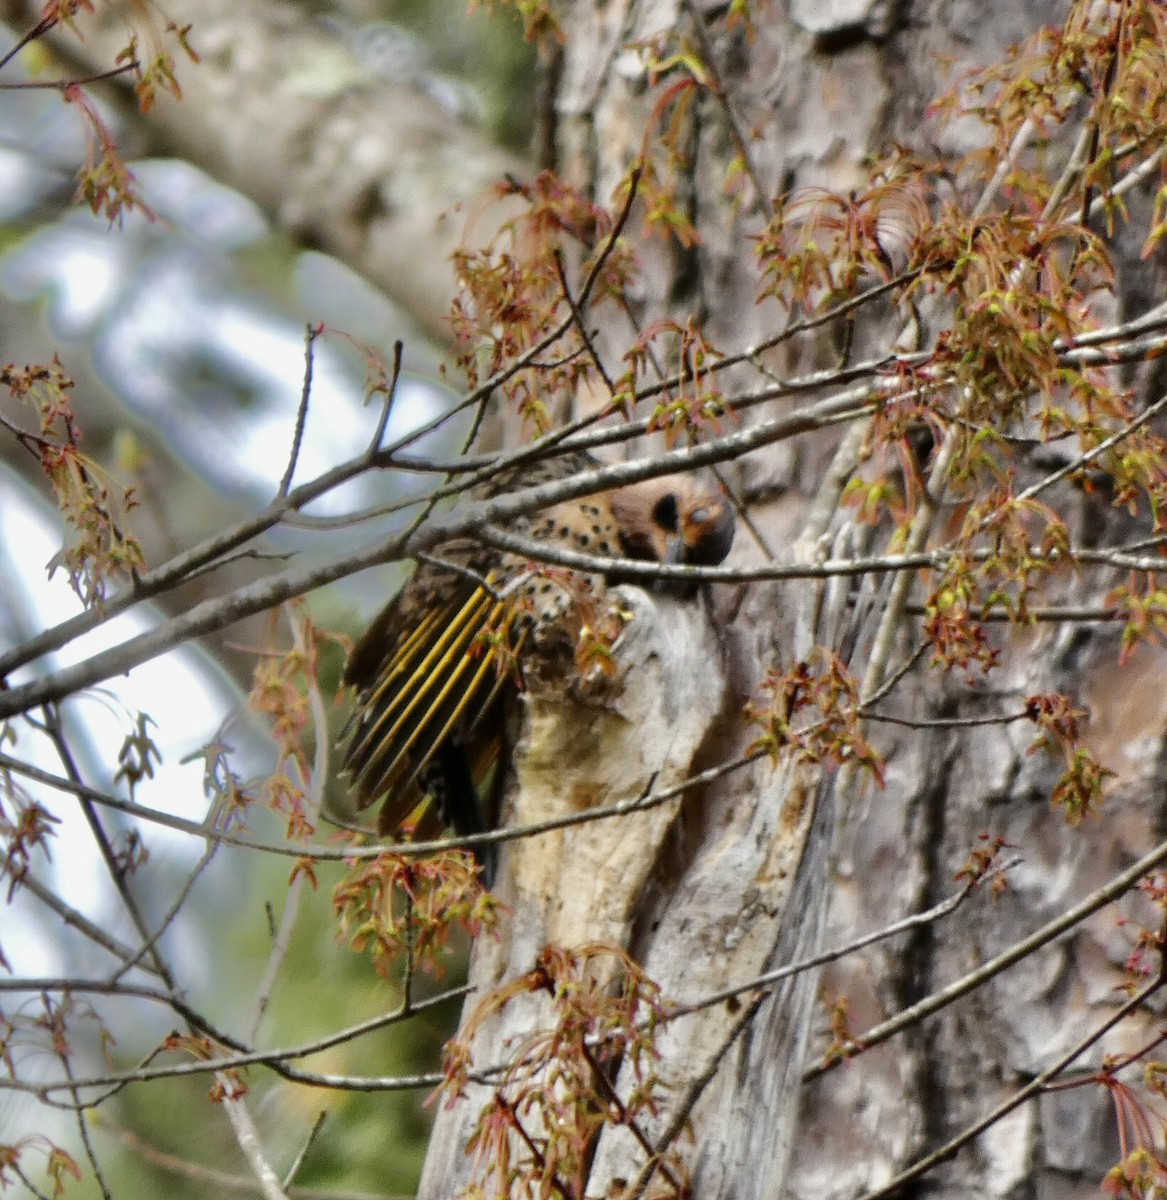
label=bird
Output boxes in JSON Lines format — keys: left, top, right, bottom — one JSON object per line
{"left": 340, "top": 451, "right": 734, "bottom": 850}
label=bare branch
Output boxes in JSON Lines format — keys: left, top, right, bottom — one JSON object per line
{"left": 277, "top": 325, "right": 319, "bottom": 499}
{"left": 1, "top": 863, "right": 147, "bottom": 969}
{"left": 0, "top": 748, "right": 759, "bottom": 862}
{"left": 669, "top": 876, "right": 983, "bottom": 1017}
{"left": 1, "top": 984, "right": 469, "bottom": 1099}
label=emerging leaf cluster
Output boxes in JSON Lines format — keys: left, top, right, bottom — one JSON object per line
{"left": 745, "top": 650, "right": 885, "bottom": 783}
{"left": 1, "top": 359, "right": 144, "bottom": 607}
{"left": 442, "top": 943, "right": 677, "bottom": 1200}
{"left": 450, "top": 172, "right": 636, "bottom": 432}
{"left": 334, "top": 851, "right": 501, "bottom": 980}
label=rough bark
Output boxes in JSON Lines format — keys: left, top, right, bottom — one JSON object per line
{"left": 537, "top": 2, "right": 1165, "bottom": 1199}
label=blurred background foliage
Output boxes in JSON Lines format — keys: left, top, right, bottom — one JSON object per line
{"left": 0, "top": 0, "right": 535, "bottom": 1194}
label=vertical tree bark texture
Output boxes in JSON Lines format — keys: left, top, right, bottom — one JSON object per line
{"left": 419, "top": 2, "right": 1166, "bottom": 1198}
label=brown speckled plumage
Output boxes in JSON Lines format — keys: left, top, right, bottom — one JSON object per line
{"left": 340, "top": 452, "right": 734, "bottom": 845}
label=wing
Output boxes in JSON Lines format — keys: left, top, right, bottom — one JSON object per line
{"left": 341, "top": 553, "right": 522, "bottom": 837}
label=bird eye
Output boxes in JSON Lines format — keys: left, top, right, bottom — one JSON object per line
{"left": 687, "top": 506, "right": 711, "bottom": 527}
{"left": 652, "top": 494, "right": 679, "bottom": 532}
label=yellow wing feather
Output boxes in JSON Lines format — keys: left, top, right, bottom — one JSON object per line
{"left": 349, "top": 589, "right": 495, "bottom": 769}
{"left": 343, "top": 581, "right": 518, "bottom": 834}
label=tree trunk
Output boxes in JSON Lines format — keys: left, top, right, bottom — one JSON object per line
{"left": 423, "top": 2, "right": 1167, "bottom": 1197}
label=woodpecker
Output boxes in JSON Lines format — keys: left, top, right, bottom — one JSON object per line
{"left": 340, "top": 452, "right": 734, "bottom": 845}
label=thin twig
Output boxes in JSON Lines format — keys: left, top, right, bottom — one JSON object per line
{"left": 581, "top": 1043, "right": 685, "bottom": 1194}
{"left": 859, "top": 707, "right": 1032, "bottom": 729}
{"left": 107, "top": 843, "right": 218, "bottom": 985}
{"left": 281, "top": 1111, "right": 327, "bottom": 1193}
{"left": 0, "top": 62, "right": 141, "bottom": 89}
{"left": 5, "top": 980, "right": 468, "bottom": 1099}
{"left": 668, "top": 876, "right": 981, "bottom": 1018}
{"left": 0, "top": 749, "right": 760, "bottom": 863}
{"left": 682, "top": 0, "right": 769, "bottom": 213}
{"left": 552, "top": 247, "right": 616, "bottom": 395}
{"left": 1014, "top": 391, "right": 1167, "bottom": 507}
{"left": 246, "top": 609, "right": 330, "bottom": 1044}
{"left": 1, "top": 861, "right": 147, "bottom": 968}
{"left": 40, "top": 704, "right": 179, "bottom": 991}
{"left": 53, "top": 1000, "right": 113, "bottom": 1200}
{"left": 414, "top": 553, "right": 504, "bottom": 600}
{"left": 277, "top": 326, "right": 319, "bottom": 498}
{"left": 629, "top": 991, "right": 768, "bottom": 1200}
{"left": 0, "top": 10, "right": 59, "bottom": 72}
{"left": 0, "top": 978, "right": 183, "bottom": 998}
{"left": 10, "top": 1165, "right": 54, "bottom": 1200}
{"left": 366, "top": 340, "right": 404, "bottom": 458}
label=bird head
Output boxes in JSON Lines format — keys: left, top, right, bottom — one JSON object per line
{"left": 612, "top": 476, "right": 735, "bottom": 568}
{"left": 653, "top": 489, "right": 736, "bottom": 566}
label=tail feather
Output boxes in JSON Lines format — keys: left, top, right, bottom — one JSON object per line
{"left": 405, "top": 626, "right": 505, "bottom": 779}
{"left": 345, "top": 589, "right": 491, "bottom": 782}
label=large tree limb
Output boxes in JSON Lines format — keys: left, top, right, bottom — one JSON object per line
{"left": 0, "top": 0, "right": 529, "bottom": 340}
